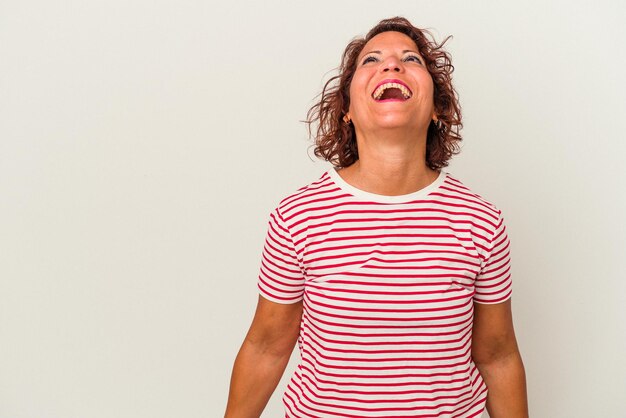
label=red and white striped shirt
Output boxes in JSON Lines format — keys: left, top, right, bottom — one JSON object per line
{"left": 257, "top": 167, "right": 513, "bottom": 417}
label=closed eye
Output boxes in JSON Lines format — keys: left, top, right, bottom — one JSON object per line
{"left": 404, "top": 55, "right": 422, "bottom": 64}
{"left": 362, "top": 56, "right": 377, "bottom": 64}
{"left": 362, "top": 55, "right": 423, "bottom": 65}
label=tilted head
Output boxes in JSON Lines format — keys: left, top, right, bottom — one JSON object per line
{"left": 305, "top": 16, "right": 463, "bottom": 169}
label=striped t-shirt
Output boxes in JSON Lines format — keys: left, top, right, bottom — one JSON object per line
{"left": 257, "top": 167, "right": 513, "bottom": 418}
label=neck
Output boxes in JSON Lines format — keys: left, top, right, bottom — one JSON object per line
{"left": 341, "top": 126, "right": 438, "bottom": 196}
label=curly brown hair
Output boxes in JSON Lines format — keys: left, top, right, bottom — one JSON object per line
{"left": 304, "top": 17, "right": 463, "bottom": 170}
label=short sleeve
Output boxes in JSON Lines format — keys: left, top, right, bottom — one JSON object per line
{"left": 257, "top": 206, "right": 306, "bottom": 304}
{"left": 474, "top": 210, "right": 513, "bottom": 304}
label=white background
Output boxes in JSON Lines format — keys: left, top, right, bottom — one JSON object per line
{"left": 1, "top": 1, "right": 625, "bottom": 417}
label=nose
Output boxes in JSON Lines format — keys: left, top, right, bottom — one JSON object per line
{"left": 381, "top": 56, "right": 403, "bottom": 73}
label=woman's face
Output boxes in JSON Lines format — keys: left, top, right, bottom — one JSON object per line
{"left": 348, "top": 31, "right": 435, "bottom": 135}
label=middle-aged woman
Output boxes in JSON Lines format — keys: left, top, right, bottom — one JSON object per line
{"left": 225, "top": 16, "right": 528, "bottom": 418}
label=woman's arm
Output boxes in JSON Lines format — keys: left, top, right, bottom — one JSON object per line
{"left": 224, "top": 295, "right": 303, "bottom": 418}
{"left": 471, "top": 298, "right": 529, "bottom": 418}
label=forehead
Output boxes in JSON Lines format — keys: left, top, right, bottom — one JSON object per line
{"left": 360, "top": 31, "right": 419, "bottom": 56}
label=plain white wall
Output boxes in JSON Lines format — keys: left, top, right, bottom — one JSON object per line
{"left": 1, "top": 1, "right": 625, "bottom": 417}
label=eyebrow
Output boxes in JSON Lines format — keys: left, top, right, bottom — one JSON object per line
{"left": 363, "top": 49, "right": 420, "bottom": 56}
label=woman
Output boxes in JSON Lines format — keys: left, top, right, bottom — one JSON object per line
{"left": 225, "top": 17, "right": 528, "bottom": 418}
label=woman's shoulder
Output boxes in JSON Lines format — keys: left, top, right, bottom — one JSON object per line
{"left": 442, "top": 171, "right": 503, "bottom": 217}
{"left": 271, "top": 168, "right": 335, "bottom": 215}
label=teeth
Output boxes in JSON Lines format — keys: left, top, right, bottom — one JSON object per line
{"left": 373, "top": 82, "right": 412, "bottom": 100}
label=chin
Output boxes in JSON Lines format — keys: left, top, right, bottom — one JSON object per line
{"left": 373, "top": 117, "right": 418, "bottom": 130}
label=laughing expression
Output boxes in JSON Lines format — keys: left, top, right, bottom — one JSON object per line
{"left": 348, "top": 31, "right": 435, "bottom": 133}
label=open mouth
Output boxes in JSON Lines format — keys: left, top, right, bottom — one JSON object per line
{"left": 372, "top": 80, "right": 412, "bottom": 101}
